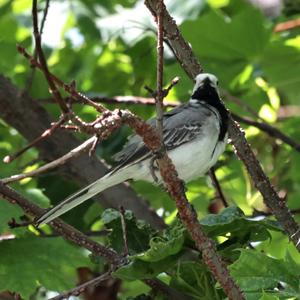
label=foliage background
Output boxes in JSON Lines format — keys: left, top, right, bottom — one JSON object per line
{"left": 0, "top": 0, "right": 300, "bottom": 299}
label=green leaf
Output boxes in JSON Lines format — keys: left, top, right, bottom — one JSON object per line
{"left": 200, "top": 206, "right": 282, "bottom": 241}
{"left": 131, "top": 180, "right": 175, "bottom": 213}
{"left": 0, "top": 200, "right": 23, "bottom": 233}
{"left": 77, "top": 14, "right": 101, "bottom": 42}
{"left": 261, "top": 39, "right": 300, "bottom": 104}
{"left": 126, "top": 294, "right": 152, "bottom": 300}
{"left": 229, "top": 249, "right": 300, "bottom": 293}
{"left": 23, "top": 188, "right": 50, "bottom": 208}
{"left": 102, "top": 209, "right": 154, "bottom": 254}
{"left": 137, "top": 221, "right": 185, "bottom": 262}
{"left": 0, "top": 236, "right": 90, "bottom": 299}
{"left": 181, "top": 6, "right": 272, "bottom": 87}
{"left": 259, "top": 292, "right": 280, "bottom": 300}
{"left": 113, "top": 254, "right": 177, "bottom": 281}
{"left": 170, "top": 261, "right": 221, "bottom": 300}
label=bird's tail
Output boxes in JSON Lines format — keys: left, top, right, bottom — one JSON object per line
{"left": 36, "top": 168, "right": 130, "bottom": 226}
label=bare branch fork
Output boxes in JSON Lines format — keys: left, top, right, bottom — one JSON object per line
{"left": 144, "top": 0, "right": 300, "bottom": 250}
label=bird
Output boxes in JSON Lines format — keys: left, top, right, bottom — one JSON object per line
{"left": 36, "top": 73, "right": 229, "bottom": 226}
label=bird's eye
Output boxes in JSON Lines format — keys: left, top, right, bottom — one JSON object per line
{"left": 216, "top": 80, "right": 219, "bottom": 85}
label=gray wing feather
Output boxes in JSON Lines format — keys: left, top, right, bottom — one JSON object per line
{"left": 112, "top": 103, "right": 210, "bottom": 170}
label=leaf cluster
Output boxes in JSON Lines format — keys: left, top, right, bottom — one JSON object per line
{"left": 0, "top": 0, "right": 300, "bottom": 299}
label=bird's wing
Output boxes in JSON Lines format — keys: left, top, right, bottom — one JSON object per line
{"left": 111, "top": 103, "right": 206, "bottom": 173}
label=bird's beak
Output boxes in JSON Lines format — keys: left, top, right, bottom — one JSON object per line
{"left": 203, "top": 78, "right": 211, "bottom": 88}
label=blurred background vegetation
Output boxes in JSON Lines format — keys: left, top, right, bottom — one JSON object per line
{"left": 0, "top": 0, "right": 300, "bottom": 299}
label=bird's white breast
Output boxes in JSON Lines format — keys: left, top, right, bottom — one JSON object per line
{"left": 168, "top": 115, "right": 226, "bottom": 182}
{"left": 131, "top": 108, "right": 227, "bottom": 184}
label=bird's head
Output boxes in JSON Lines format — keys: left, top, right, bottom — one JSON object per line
{"left": 191, "top": 73, "right": 221, "bottom": 104}
{"left": 193, "top": 73, "right": 219, "bottom": 93}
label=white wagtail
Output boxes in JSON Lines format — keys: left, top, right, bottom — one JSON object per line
{"left": 36, "top": 73, "right": 229, "bottom": 225}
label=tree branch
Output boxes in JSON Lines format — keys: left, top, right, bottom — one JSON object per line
{"left": 0, "top": 183, "right": 183, "bottom": 299}
{"left": 32, "top": 0, "right": 69, "bottom": 114}
{"left": 0, "top": 182, "right": 121, "bottom": 265}
{"left": 155, "top": 0, "right": 165, "bottom": 140}
{"left": 274, "top": 18, "right": 300, "bottom": 32}
{"left": 122, "top": 109, "right": 245, "bottom": 300}
{"left": 144, "top": 0, "right": 203, "bottom": 80}
{"left": 2, "top": 137, "right": 97, "bottom": 184}
{"left": 48, "top": 272, "right": 112, "bottom": 300}
{"left": 144, "top": 0, "right": 300, "bottom": 251}
{"left": 232, "top": 113, "right": 300, "bottom": 152}
{"left": 0, "top": 75, "right": 165, "bottom": 230}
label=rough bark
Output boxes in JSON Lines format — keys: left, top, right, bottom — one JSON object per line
{"left": 0, "top": 75, "right": 165, "bottom": 230}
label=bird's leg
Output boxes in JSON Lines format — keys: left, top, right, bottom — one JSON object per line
{"left": 149, "top": 156, "right": 159, "bottom": 183}
{"left": 180, "top": 180, "right": 188, "bottom": 193}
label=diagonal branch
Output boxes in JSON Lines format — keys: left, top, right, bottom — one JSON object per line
{"left": 48, "top": 272, "right": 112, "bottom": 300}
{"left": 32, "top": 0, "right": 69, "bottom": 114}
{"left": 144, "top": 0, "right": 203, "bottom": 79}
{"left": 232, "top": 113, "right": 300, "bottom": 152}
{"left": 2, "top": 137, "right": 97, "bottom": 184}
{"left": 17, "top": 45, "right": 106, "bottom": 113}
{"left": 144, "top": 0, "right": 300, "bottom": 252}
{"left": 0, "top": 182, "right": 121, "bottom": 265}
{"left": 122, "top": 111, "right": 245, "bottom": 300}
{"left": 0, "top": 183, "right": 183, "bottom": 299}
{"left": 0, "top": 75, "right": 165, "bottom": 230}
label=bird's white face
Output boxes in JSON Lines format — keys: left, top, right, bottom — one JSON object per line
{"left": 193, "top": 73, "right": 219, "bottom": 93}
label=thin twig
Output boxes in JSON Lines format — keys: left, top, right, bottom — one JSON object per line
{"left": 163, "top": 76, "right": 180, "bottom": 97}
{"left": 23, "top": 0, "right": 51, "bottom": 94}
{"left": 3, "top": 114, "right": 68, "bottom": 164}
{"left": 39, "top": 229, "right": 112, "bottom": 238}
{"left": 144, "top": 278, "right": 190, "bottom": 300}
{"left": 40, "top": 95, "right": 180, "bottom": 107}
{"left": 232, "top": 113, "right": 300, "bottom": 152}
{"left": 119, "top": 206, "right": 129, "bottom": 256}
{"left": 155, "top": 0, "right": 165, "bottom": 141}
{"left": 0, "top": 182, "right": 122, "bottom": 265}
{"left": 209, "top": 168, "right": 228, "bottom": 208}
{"left": 274, "top": 18, "right": 300, "bottom": 32}
{"left": 221, "top": 89, "right": 263, "bottom": 121}
{"left": 32, "top": 0, "right": 69, "bottom": 113}
{"left": 17, "top": 45, "right": 106, "bottom": 113}
{"left": 2, "top": 137, "right": 97, "bottom": 184}
{"left": 49, "top": 272, "right": 112, "bottom": 300}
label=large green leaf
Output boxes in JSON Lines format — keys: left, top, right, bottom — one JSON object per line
{"left": 0, "top": 236, "right": 90, "bottom": 299}
{"left": 170, "top": 261, "right": 222, "bottom": 300}
{"left": 261, "top": 39, "right": 300, "bottom": 104}
{"left": 181, "top": 6, "right": 272, "bottom": 88}
{"left": 230, "top": 249, "right": 300, "bottom": 294}
{"left": 136, "top": 221, "right": 185, "bottom": 262}
{"left": 113, "top": 254, "right": 178, "bottom": 281}
{"left": 200, "top": 206, "right": 282, "bottom": 241}
{"left": 102, "top": 208, "right": 154, "bottom": 255}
